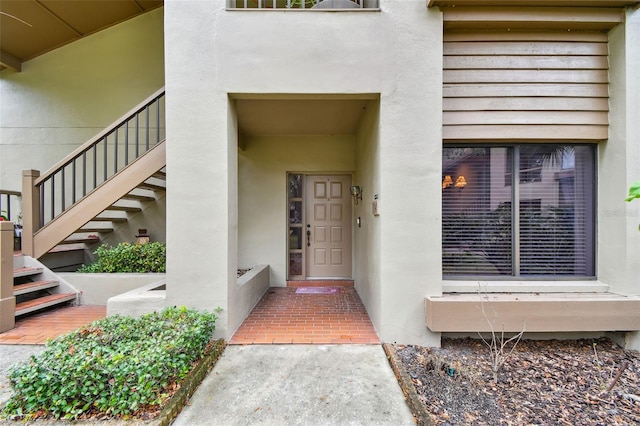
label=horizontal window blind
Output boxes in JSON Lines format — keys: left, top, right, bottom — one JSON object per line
{"left": 442, "top": 145, "right": 595, "bottom": 278}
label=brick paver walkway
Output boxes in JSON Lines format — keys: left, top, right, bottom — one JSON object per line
{"left": 230, "top": 285, "right": 379, "bottom": 345}
{"left": 0, "top": 305, "right": 106, "bottom": 345}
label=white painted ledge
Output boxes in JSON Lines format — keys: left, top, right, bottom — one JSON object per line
{"left": 443, "top": 280, "right": 610, "bottom": 293}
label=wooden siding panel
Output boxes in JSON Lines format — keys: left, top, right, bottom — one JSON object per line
{"left": 443, "top": 125, "right": 608, "bottom": 141}
{"left": 444, "top": 55, "right": 609, "bottom": 70}
{"left": 442, "top": 7, "right": 624, "bottom": 28}
{"left": 444, "top": 69, "right": 609, "bottom": 83}
{"left": 443, "top": 83, "right": 609, "bottom": 98}
{"left": 443, "top": 32, "right": 608, "bottom": 43}
{"left": 444, "top": 97, "right": 610, "bottom": 111}
{"left": 444, "top": 41, "right": 608, "bottom": 56}
{"left": 443, "top": 31, "right": 609, "bottom": 141}
{"left": 444, "top": 110, "right": 609, "bottom": 125}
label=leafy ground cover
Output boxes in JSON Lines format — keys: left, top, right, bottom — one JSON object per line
{"left": 77, "top": 242, "right": 166, "bottom": 273}
{"left": 394, "top": 338, "right": 640, "bottom": 425}
{"left": 1, "top": 307, "right": 217, "bottom": 421}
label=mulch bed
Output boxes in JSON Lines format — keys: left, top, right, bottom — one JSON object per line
{"left": 392, "top": 338, "right": 640, "bottom": 425}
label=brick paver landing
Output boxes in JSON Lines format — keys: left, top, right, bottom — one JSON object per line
{"left": 230, "top": 286, "right": 380, "bottom": 345}
{"left": 0, "top": 305, "right": 106, "bottom": 345}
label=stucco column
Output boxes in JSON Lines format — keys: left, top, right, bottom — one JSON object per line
{"left": 164, "top": 0, "right": 232, "bottom": 339}
{"left": 0, "top": 221, "right": 16, "bottom": 333}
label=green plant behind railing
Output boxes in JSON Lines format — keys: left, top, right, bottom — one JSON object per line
{"left": 287, "top": 0, "right": 318, "bottom": 7}
{"left": 626, "top": 180, "right": 640, "bottom": 231}
{"left": 77, "top": 242, "right": 166, "bottom": 273}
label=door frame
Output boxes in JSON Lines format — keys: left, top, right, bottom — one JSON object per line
{"left": 287, "top": 172, "right": 354, "bottom": 280}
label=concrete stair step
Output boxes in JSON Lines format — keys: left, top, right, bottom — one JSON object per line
{"left": 15, "top": 293, "right": 77, "bottom": 316}
{"left": 13, "top": 266, "right": 43, "bottom": 278}
{"left": 13, "top": 280, "right": 58, "bottom": 296}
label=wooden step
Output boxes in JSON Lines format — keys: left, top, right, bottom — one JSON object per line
{"left": 15, "top": 293, "right": 77, "bottom": 316}
{"left": 78, "top": 227, "right": 114, "bottom": 233}
{"left": 60, "top": 237, "right": 100, "bottom": 245}
{"left": 152, "top": 170, "right": 166, "bottom": 180}
{"left": 14, "top": 280, "right": 58, "bottom": 296}
{"left": 121, "top": 193, "right": 156, "bottom": 202}
{"left": 105, "top": 205, "right": 142, "bottom": 213}
{"left": 137, "top": 182, "right": 165, "bottom": 192}
{"left": 91, "top": 216, "right": 127, "bottom": 223}
{"left": 13, "top": 266, "right": 43, "bottom": 278}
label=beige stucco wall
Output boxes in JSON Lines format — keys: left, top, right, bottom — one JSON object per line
{"left": 164, "top": 0, "right": 443, "bottom": 344}
{"left": 601, "top": 6, "right": 640, "bottom": 297}
{"left": 0, "top": 8, "right": 166, "bottom": 244}
{"left": 353, "top": 101, "right": 382, "bottom": 334}
{"left": 238, "top": 135, "right": 357, "bottom": 285}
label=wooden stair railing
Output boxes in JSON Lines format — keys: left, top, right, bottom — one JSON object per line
{"left": 20, "top": 88, "right": 166, "bottom": 259}
{"left": 23, "top": 141, "right": 166, "bottom": 259}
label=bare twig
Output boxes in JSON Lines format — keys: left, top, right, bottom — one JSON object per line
{"left": 476, "top": 287, "right": 526, "bottom": 383}
{"left": 605, "top": 361, "right": 629, "bottom": 394}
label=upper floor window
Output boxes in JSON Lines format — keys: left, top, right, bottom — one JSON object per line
{"left": 442, "top": 144, "right": 596, "bottom": 279}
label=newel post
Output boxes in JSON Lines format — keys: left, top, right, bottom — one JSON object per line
{"left": 0, "top": 221, "right": 16, "bottom": 332}
{"left": 21, "top": 169, "right": 41, "bottom": 257}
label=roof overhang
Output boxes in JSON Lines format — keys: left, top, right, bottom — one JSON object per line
{"left": 0, "top": 0, "right": 163, "bottom": 72}
{"left": 428, "top": 0, "right": 640, "bottom": 31}
{"left": 429, "top": 0, "right": 640, "bottom": 7}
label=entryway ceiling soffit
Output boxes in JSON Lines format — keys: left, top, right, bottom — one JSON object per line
{"left": 0, "top": 0, "right": 163, "bottom": 72}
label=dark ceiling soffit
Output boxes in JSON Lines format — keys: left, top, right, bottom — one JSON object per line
{"left": 0, "top": 50, "right": 21, "bottom": 72}
{"left": 0, "top": 1, "right": 163, "bottom": 72}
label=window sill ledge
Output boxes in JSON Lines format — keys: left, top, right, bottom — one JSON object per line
{"left": 443, "top": 280, "right": 609, "bottom": 294}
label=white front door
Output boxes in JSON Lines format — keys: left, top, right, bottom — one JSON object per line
{"left": 305, "top": 175, "right": 352, "bottom": 278}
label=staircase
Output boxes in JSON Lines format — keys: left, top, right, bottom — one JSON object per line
{"left": 40, "top": 167, "right": 167, "bottom": 270}
{"left": 20, "top": 88, "right": 166, "bottom": 260}
{"left": 0, "top": 88, "right": 166, "bottom": 332}
{"left": 13, "top": 255, "right": 79, "bottom": 317}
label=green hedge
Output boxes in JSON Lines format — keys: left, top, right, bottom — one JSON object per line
{"left": 78, "top": 242, "right": 166, "bottom": 273}
{"left": 2, "top": 307, "right": 217, "bottom": 421}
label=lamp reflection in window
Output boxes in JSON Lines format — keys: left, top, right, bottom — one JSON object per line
{"left": 442, "top": 175, "right": 453, "bottom": 189}
{"left": 455, "top": 175, "right": 467, "bottom": 189}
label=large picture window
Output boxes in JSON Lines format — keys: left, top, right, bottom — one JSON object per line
{"left": 442, "top": 145, "right": 595, "bottom": 278}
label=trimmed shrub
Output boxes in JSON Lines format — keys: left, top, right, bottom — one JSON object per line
{"left": 2, "top": 307, "right": 217, "bottom": 421}
{"left": 78, "top": 242, "right": 166, "bottom": 273}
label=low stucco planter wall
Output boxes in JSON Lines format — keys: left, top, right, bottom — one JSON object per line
{"left": 229, "top": 265, "right": 270, "bottom": 338}
{"left": 106, "top": 280, "right": 167, "bottom": 318}
{"left": 58, "top": 273, "right": 166, "bottom": 305}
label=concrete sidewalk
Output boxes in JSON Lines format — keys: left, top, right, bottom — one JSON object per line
{"left": 1, "top": 344, "right": 415, "bottom": 425}
{"left": 0, "top": 345, "right": 45, "bottom": 409}
{"left": 173, "top": 344, "right": 415, "bottom": 426}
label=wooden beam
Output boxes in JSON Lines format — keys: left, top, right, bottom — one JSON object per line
{"left": 430, "top": 1, "right": 640, "bottom": 7}
{"left": 0, "top": 50, "right": 21, "bottom": 72}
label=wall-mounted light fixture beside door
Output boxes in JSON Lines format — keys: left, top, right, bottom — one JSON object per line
{"left": 351, "top": 185, "right": 362, "bottom": 204}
